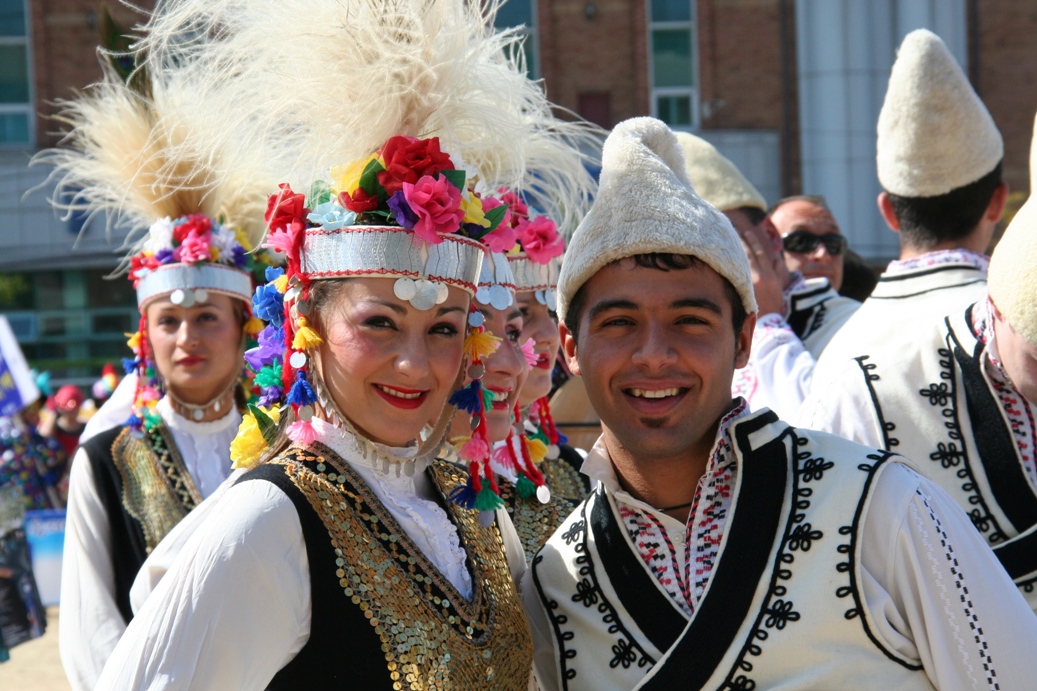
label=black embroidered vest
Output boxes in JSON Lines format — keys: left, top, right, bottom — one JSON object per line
{"left": 82, "top": 423, "right": 202, "bottom": 623}
{"left": 244, "top": 445, "right": 532, "bottom": 690}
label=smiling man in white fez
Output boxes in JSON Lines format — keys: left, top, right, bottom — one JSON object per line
{"left": 812, "top": 29, "right": 1009, "bottom": 389}
{"left": 523, "top": 116, "right": 1037, "bottom": 691}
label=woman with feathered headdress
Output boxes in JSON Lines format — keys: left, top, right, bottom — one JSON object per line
{"left": 94, "top": 0, "right": 598, "bottom": 688}
{"left": 34, "top": 49, "right": 278, "bottom": 691}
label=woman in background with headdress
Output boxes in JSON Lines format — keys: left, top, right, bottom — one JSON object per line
{"left": 482, "top": 193, "right": 591, "bottom": 561}
{"left": 35, "top": 55, "right": 273, "bottom": 690}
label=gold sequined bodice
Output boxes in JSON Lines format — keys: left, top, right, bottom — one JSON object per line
{"left": 111, "top": 425, "right": 202, "bottom": 553}
{"left": 271, "top": 445, "right": 532, "bottom": 690}
{"left": 500, "top": 454, "right": 588, "bottom": 561}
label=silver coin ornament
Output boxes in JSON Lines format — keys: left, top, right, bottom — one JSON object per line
{"left": 194, "top": 289, "right": 208, "bottom": 303}
{"left": 545, "top": 289, "right": 558, "bottom": 312}
{"left": 403, "top": 461, "right": 416, "bottom": 477}
{"left": 488, "top": 285, "right": 512, "bottom": 311}
{"left": 297, "top": 299, "right": 311, "bottom": 316}
{"left": 536, "top": 485, "right": 552, "bottom": 504}
{"left": 470, "top": 416, "right": 481, "bottom": 430}
{"left": 393, "top": 277, "right": 417, "bottom": 301}
{"left": 170, "top": 289, "right": 186, "bottom": 305}
{"left": 468, "top": 364, "right": 485, "bottom": 379}
{"left": 435, "top": 282, "right": 450, "bottom": 305}
{"left": 289, "top": 351, "right": 308, "bottom": 369}
{"left": 284, "top": 285, "right": 301, "bottom": 303}
{"left": 192, "top": 409, "right": 205, "bottom": 421}
{"left": 534, "top": 289, "right": 547, "bottom": 305}
{"left": 478, "top": 510, "right": 496, "bottom": 528}
{"left": 467, "top": 310, "right": 485, "bottom": 327}
{"left": 180, "top": 290, "right": 196, "bottom": 308}
{"left": 411, "top": 280, "right": 439, "bottom": 310}
{"left": 475, "top": 286, "right": 492, "bottom": 305}
{"left": 297, "top": 405, "right": 314, "bottom": 421}
{"left": 547, "top": 444, "right": 560, "bottom": 460}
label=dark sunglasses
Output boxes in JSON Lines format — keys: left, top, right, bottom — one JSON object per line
{"left": 782, "top": 231, "right": 847, "bottom": 256}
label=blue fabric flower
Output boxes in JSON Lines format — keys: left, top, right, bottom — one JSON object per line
{"left": 307, "top": 201, "right": 356, "bottom": 231}
{"left": 387, "top": 191, "right": 418, "bottom": 230}
{"left": 253, "top": 282, "right": 284, "bottom": 326}
{"left": 264, "top": 266, "right": 284, "bottom": 283}
{"left": 231, "top": 245, "right": 248, "bottom": 269}
{"left": 155, "top": 248, "right": 175, "bottom": 264}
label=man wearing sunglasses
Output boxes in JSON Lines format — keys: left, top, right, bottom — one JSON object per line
{"left": 810, "top": 30, "right": 1008, "bottom": 392}
{"left": 675, "top": 133, "right": 858, "bottom": 419}
{"left": 770, "top": 196, "right": 848, "bottom": 291}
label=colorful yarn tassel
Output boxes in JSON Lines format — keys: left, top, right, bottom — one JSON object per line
{"left": 287, "top": 419, "right": 317, "bottom": 445}
{"left": 292, "top": 318, "right": 323, "bottom": 349}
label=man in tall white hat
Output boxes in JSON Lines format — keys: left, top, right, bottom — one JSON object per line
{"left": 812, "top": 29, "right": 1008, "bottom": 389}
{"left": 523, "top": 116, "right": 1037, "bottom": 691}
{"left": 676, "top": 132, "right": 858, "bottom": 418}
{"left": 801, "top": 111, "right": 1037, "bottom": 612}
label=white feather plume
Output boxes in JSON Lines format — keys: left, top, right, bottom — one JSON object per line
{"left": 134, "top": 0, "right": 601, "bottom": 236}
{"left": 33, "top": 56, "right": 277, "bottom": 256}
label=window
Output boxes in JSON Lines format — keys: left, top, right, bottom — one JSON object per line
{"left": 0, "top": 0, "right": 31, "bottom": 145}
{"left": 494, "top": 0, "right": 537, "bottom": 78}
{"left": 649, "top": 0, "right": 697, "bottom": 128}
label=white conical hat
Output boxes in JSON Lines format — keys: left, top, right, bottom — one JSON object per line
{"left": 675, "top": 132, "right": 766, "bottom": 211}
{"left": 988, "top": 111, "right": 1037, "bottom": 345}
{"left": 557, "top": 117, "right": 756, "bottom": 322}
{"left": 877, "top": 29, "right": 1002, "bottom": 198}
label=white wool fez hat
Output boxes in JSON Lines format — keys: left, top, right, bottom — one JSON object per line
{"left": 557, "top": 117, "right": 756, "bottom": 322}
{"left": 988, "top": 111, "right": 1037, "bottom": 346}
{"left": 877, "top": 29, "right": 1002, "bottom": 198}
{"left": 675, "top": 132, "right": 766, "bottom": 212}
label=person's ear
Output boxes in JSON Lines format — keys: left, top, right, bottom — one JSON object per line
{"left": 559, "top": 322, "right": 581, "bottom": 377}
{"left": 734, "top": 312, "right": 756, "bottom": 369}
{"left": 986, "top": 182, "right": 1010, "bottom": 223}
{"left": 877, "top": 192, "right": 900, "bottom": 233}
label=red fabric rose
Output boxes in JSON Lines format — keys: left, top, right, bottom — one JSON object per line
{"left": 339, "top": 188, "right": 380, "bottom": 214}
{"left": 519, "top": 216, "right": 564, "bottom": 264}
{"left": 172, "top": 214, "right": 212, "bottom": 243}
{"left": 377, "top": 136, "right": 454, "bottom": 196}
{"left": 265, "top": 183, "right": 308, "bottom": 233}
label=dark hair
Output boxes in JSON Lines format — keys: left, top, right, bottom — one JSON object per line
{"left": 767, "top": 194, "right": 829, "bottom": 215}
{"left": 887, "top": 162, "right": 1003, "bottom": 248}
{"left": 564, "top": 253, "right": 747, "bottom": 343}
{"left": 738, "top": 206, "right": 767, "bottom": 226}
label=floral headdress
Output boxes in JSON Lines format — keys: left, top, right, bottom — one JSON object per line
{"left": 123, "top": 214, "right": 266, "bottom": 434}
{"left": 493, "top": 188, "right": 569, "bottom": 499}
{"left": 499, "top": 188, "right": 565, "bottom": 312}
{"left": 232, "top": 136, "right": 516, "bottom": 480}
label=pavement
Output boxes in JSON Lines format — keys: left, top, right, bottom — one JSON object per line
{"left": 0, "top": 607, "right": 72, "bottom": 690}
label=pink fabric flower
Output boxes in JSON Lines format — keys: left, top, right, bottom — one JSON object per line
{"left": 178, "top": 230, "right": 213, "bottom": 264}
{"left": 519, "top": 216, "right": 563, "bottom": 264}
{"left": 262, "top": 227, "right": 297, "bottom": 255}
{"left": 480, "top": 196, "right": 516, "bottom": 252}
{"left": 403, "top": 175, "right": 464, "bottom": 244}
{"left": 497, "top": 189, "right": 529, "bottom": 226}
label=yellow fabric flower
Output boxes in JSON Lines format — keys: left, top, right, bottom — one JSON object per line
{"left": 230, "top": 404, "right": 281, "bottom": 469}
{"left": 461, "top": 194, "right": 490, "bottom": 228}
{"left": 331, "top": 154, "right": 380, "bottom": 196}
{"left": 232, "top": 226, "right": 253, "bottom": 252}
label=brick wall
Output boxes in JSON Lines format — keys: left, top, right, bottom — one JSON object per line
{"left": 29, "top": 0, "right": 153, "bottom": 148}
{"left": 973, "top": 0, "right": 1037, "bottom": 201}
{"left": 536, "top": 0, "right": 648, "bottom": 127}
